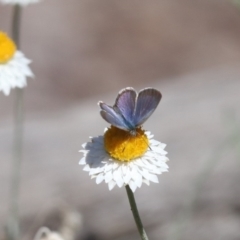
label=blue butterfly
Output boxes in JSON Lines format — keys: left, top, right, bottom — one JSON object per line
{"left": 98, "top": 87, "right": 162, "bottom": 135}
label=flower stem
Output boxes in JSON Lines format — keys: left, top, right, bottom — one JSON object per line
{"left": 6, "top": 4, "right": 23, "bottom": 240}
{"left": 125, "top": 185, "right": 149, "bottom": 240}
{"left": 12, "top": 4, "right": 22, "bottom": 46}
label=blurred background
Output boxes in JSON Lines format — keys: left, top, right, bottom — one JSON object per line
{"left": 0, "top": 0, "right": 240, "bottom": 239}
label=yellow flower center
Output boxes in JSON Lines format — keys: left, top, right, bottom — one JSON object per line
{"left": 0, "top": 32, "right": 16, "bottom": 64}
{"left": 104, "top": 126, "right": 149, "bottom": 162}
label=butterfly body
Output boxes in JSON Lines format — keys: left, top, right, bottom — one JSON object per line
{"left": 99, "top": 87, "right": 162, "bottom": 133}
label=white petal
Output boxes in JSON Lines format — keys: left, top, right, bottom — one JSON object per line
{"left": 142, "top": 179, "right": 150, "bottom": 185}
{"left": 104, "top": 171, "right": 113, "bottom": 183}
{"left": 131, "top": 167, "right": 142, "bottom": 188}
{"left": 108, "top": 180, "right": 116, "bottom": 190}
{"left": 128, "top": 181, "right": 137, "bottom": 192}
{"left": 89, "top": 166, "right": 105, "bottom": 175}
{"left": 122, "top": 165, "right": 131, "bottom": 184}
{"left": 96, "top": 173, "right": 104, "bottom": 184}
{"left": 133, "top": 158, "right": 146, "bottom": 167}
{"left": 83, "top": 165, "right": 90, "bottom": 171}
{"left": 147, "top": 174, "right": 159, "bottom": 183}
{"left": 113, "top": 168, "right": 124, "bottom": 187}
{"left": 105, "top": 162, "right": 114, "bottom": 172}
{"left": 79, "top": 157, "right": 86, "bottom": 165}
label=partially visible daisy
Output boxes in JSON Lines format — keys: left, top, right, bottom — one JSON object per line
{"left": 79, "top": 126, "right": 169, "bottom": 192}
{"left": 0, "top": 32, "right": 33, "bottom": 95}
{"left": 0, "top": 0, "right": 40, "bottom": 5}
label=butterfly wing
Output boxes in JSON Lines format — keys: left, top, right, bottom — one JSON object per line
{"left": 114, "top": 87, "right": 137, "bottom": 129}
{"left": 99, "top": 101, "right": 130, "bottom": 131}
{"left": 133, "top": 88, "right": 162, "bottom": 127}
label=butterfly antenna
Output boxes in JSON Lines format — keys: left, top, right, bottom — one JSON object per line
{"left": 144, "top": 136, "right": 152, "bottom": 151}
{"left": 135, "top": 131, "right": 151, "bottom": 151}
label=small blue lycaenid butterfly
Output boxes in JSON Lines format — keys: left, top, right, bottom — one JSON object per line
{"left": 98, "top": 87, "right": 162, "bottom": 135}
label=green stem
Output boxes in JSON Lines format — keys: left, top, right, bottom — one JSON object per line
{"left": 7, "top": 4, "right": 23, "bottom": 240}
{"left": 125, "top": 185, "right": 149, "bottom": 240}
{"left": 12, "top": 4, "right": 22, "bottom": 47}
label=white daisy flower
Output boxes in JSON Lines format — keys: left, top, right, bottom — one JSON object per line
{"left": 0, "top": 0, "right": 40, "bottom": 5}
{"left": 79, "top": 126, "right": 169, "bottom": 192}
{"left": 0, "top": 32, "right": 33, "bottom": 96}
